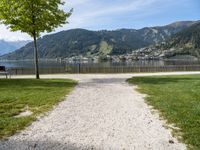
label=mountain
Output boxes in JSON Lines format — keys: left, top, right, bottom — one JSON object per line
{"left": 1, "top": 21, "right": 199, "bottom": 60}
{"left": 164, "top": 21, "right": 197, "bottom": 29}
{"left": 145, "top": 22, "right": 200, "bottom": 59}
{"left": 0, "top": 40, "right": 30, "bottom": 56}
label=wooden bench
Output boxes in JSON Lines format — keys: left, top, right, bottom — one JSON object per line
{"left": 0, "top": 66, "right": 10, "bottom": 79}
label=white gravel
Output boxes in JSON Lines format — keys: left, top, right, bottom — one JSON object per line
{"left": 1, "top": 72, "right": 196, "bottom": 150}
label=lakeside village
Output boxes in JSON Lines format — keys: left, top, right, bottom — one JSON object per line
{"left": 0, "top": 46, "right": 183, "bottom": 63}
{"left": 62, "top": 47, "right": 177, "bottom": 63}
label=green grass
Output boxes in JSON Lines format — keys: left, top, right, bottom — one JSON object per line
{"left": 0, "top": 79, "right": 77, "bottom": 139}
{"left": 127, "top": 75, "right": 200, "bottom": 150}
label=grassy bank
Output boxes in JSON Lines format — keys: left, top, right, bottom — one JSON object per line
{"left": 127, "top": 75, "right": 200, "bottom": 149}
{"left": 0, "top": 79, "right": 77, "bottom": 139}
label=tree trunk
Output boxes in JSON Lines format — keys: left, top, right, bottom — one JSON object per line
{"left": 33, "top": 34, "right": 40, "bottom": 79}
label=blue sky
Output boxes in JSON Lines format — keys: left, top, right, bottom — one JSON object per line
{"left": 0, "top": 0, "right": 199, "bottom": 41}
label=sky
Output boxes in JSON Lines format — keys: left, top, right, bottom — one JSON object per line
{"left": 0, "top": 0, "right": 199, "bottom": 41}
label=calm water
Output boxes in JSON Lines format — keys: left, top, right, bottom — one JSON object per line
{"left": 1, "top": 60, "right": 200, "bottom": 69}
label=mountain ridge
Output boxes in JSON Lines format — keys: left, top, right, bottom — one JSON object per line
{"left": 138, "top": 22, "right": 200, "bottom": 59}
{"left": 0, "top": 40, "right": 31, "bottom": 56}
{"left": 1, "top": 20, "right": 199, "bottom": 60}
{"left": 161, "top": 22, "right": 200, "bottom": 58}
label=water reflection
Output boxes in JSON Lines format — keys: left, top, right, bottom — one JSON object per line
{"left": 0, "top": 59, "right": 200, "bottom": 69}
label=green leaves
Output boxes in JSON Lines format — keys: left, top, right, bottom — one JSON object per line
{"left": 0, "top": 0, "right": 72, "bottom": 78}
{"left": 0, "top": 0, "right": 72, "bottom": 37}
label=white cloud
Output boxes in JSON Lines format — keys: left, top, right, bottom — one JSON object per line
{"left": 0, "top": 0, "right": 197, "bottom": 41}
{"left": 80, "top": 0, "right": 156, "bottom": 17}
{"left": 0, "top": 25, "right": 31, "bottom": 41}
{"left": 66, "top": 0, "right": 92, "bottom": 7}
{"left": 60, "top": 0, "right": 158, "bottom": 30}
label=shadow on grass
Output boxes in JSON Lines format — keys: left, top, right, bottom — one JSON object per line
{"left": 127, "top": 76, "right": 200, "bottom": 85}
{"left": 0, "top": 79, "right": 76, "bottom": 90}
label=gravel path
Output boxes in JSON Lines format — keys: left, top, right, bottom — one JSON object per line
{"left": 0, "top": 73, "right": 192, "bottom": 150}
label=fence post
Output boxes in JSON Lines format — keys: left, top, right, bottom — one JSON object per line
{"left": 78, "top": 63, "right": 81, "bottom": 74}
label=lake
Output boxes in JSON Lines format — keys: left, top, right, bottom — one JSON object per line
{"left": 1, "top": 59, "right": 200, "bottom": 74}
{"left": 1, "top": 59, "right": 200, "bottom": 69}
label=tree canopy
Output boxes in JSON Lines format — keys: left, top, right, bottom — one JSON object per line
{"left": 0, "top": 0, "right": 72, "bottom": 79}
{"left": 0, "top": 0, "right": 72, "bottom": 37}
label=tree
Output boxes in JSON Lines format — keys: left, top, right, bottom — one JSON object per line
{"left": 0, "top": 0, "right": 72, "bottom": 79}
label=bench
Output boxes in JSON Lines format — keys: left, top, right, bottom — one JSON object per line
{"left": 0, "top": 66, "right": 10, "bottom": 79}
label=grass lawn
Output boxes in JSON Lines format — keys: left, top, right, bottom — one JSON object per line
{"left": 127, "top": 75, "right": 200, "bottom": 150}
{"left": 0, "top": 79, "right": 77, "bottom": 139}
